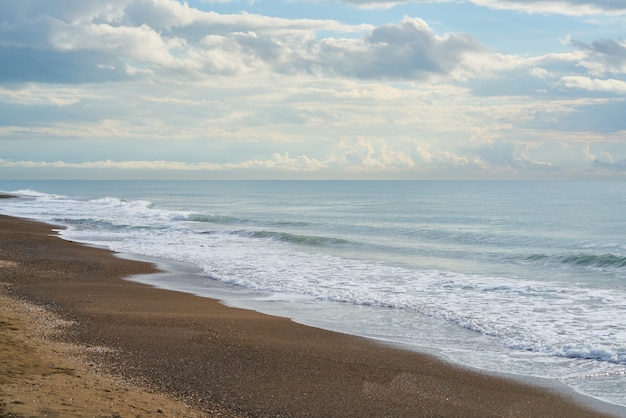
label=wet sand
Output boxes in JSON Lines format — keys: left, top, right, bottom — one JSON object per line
{"left": 0, "top": 213, "right": 618, "bottom": 417}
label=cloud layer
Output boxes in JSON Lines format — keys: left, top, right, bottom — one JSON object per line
{"left": 337, "top": 0, "right": 626, "bottom": 15}
{"left": 1, "top": 0, "right": 625, "bottom": 179}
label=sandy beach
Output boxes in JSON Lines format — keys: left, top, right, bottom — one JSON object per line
{"left": 0, "top": 212, "right": 618, "bottom": 417}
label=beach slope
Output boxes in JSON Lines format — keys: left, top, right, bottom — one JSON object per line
{"left": 0, "top": 214, "right": 614, "bottom": 417}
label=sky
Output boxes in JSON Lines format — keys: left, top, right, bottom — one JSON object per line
{"left": 1, "top": 0, "right": 625, "bottom": 180}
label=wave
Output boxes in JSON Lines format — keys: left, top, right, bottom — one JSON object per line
{"left": 524, "top": 253, "right": 626, "bottom": 270}
{"left": 250, "top": 230, "right": 351, "bottom": 247}
{"left": 558, "top": 345, "right": 625, "bottom": 364}
{"left": 53, "top": 218, "right": 124, "bottom": 230}
{"left": 11, "top": 188, "right": 64, "bottom": 198}
{"left": 186, "top": 213, "right": 312, "bottom": 228}
{"left": 267, "top": 220, "right": 312, "bottom": 227}
{"left": 505, "top": 341, "right": 626, "bottom": 365}
{"left": 209, "top": 229, "right": 352, "bottom": 247}
{"left": 187, "top": 213, "right": 242, "bottom": 224}
{"left": 52, "top": 217, "right": 168, "bottom": 232}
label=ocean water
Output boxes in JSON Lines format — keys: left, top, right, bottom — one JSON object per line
{"left": 1, "top": 180, "right": 626, "bottom": 409}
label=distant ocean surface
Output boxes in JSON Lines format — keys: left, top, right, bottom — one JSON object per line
{"left": 1, "top": 180, "right": 625, "bottom": 409}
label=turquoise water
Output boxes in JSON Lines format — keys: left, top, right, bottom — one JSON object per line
{"left": 1, "top": 180, "right": 625, "bottom": 408}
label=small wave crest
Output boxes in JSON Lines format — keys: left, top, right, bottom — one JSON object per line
{"left": 11, "top": 189, "right": 63, "bottom": 198}
{"left": 223, "top": 229, "right": 351, "bottom": 247}
{"left": 186, "top": 213, "right": 241, "bottom": 224}
{"left": 89, "top": 196, "right": 153, "bottom": 208}
{"left": 268, "top": 220, "right": 312, "bottom": 227}
{"left": 53, "top": 217, "right": 124, "bottom": 230}
{"left": 255, "top": 230, "right": 350, "bottom": 247}
{"left": 504, "top": 341, "right": 626, "bottom": 365}
{"left": 524, "top": 252, "right": 626, "bottom": 270}
{"left": 559, "top": 345, "right": 626, "bottom": 364}
{"left": 185, "top": 214, "right": 312, "bottom": 227}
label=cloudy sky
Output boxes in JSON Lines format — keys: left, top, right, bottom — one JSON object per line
{"left": 1, "top": 0, "right": 625, "bottom": 179}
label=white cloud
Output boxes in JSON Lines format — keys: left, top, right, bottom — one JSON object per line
{"left": 581, "top": 145, "right": 626, "bottom": 172}
{"left": 0, "top": 154, "right": 329, "bottom": 172}
{"left": 9, "top": 0, "right": 613, "bottom": 86}
{"left": 237, "top": 152, "right": 328, "bottom": 170}
{"left": 0, "top": 0, "right": 374, "bottom": 82}
{"left": 1, "top": 0, "right": 496, "bottom": 83}
{"left": 0, "top": 159, "right": 193, "bottom": 170}
{"left": 0, "top": 1, "right": 130, "bottom": 25}
{"left": 55, "top": 23, "right": 184, "bottom": 66}
{"left": 469, "top": 0, "right": 626, "bottom": 16}
{"left": 559, "top": 76, "right": 626, "bottom": 94}
{"left": 311, "top": 0, "right": 626, "bottom": 16}
{"left": 567, "top": 38, "right": 626, "bottom": 75}
{"left": 0, "top": 84, "right": 88, "bottom": 106}
{"left": 292, "top": 17, "right": 486, "bottom": 80}
{"left": 529, "top": 67, "right": 553, "bottom": 79}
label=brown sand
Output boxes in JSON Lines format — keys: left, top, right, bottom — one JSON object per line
{"left": 0, "top": 288, "right": 213, "bottom": 417}
{"left": 0, "top": 213, "right": 617, "bottom": 417}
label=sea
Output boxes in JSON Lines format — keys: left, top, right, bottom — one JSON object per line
{"left": 1, "top": 179, "right": 625, "bottom": 411}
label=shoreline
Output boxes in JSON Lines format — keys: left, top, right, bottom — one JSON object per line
{"left": 127, "top": 254, "right": 626, "bottom": 417}
{"left": 0, "top": 213, "right": 621, "bottom": 417}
